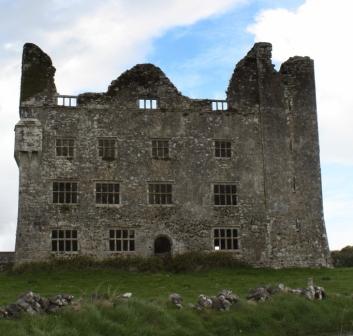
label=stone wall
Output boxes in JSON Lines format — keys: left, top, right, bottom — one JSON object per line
{"left": 0, "top": 252, "right": 15, "bottom": 271}
{"left": 13, "top": 42, "right": 331, "bottom": 267}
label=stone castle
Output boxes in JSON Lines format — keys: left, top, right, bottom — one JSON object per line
{"left": 14, "top": 42, "right": 331, "bottom": 267}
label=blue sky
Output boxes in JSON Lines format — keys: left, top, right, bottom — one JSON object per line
{"left": 0, "top": 0, "right": 352, "bottom": 251}
{"left": 148, "top": 0, "right": 306, "bottom": 99}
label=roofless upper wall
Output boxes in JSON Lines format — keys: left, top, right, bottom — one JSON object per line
{"left": 20, "top": 42, "right": 315, "bottom": 110}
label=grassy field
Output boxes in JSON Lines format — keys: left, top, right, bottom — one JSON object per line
{"left": 0, "top": 266, "right": 353, "bottom": 335}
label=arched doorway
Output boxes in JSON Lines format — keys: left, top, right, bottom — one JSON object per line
{"left": 154, "top": 236, "right": 172, "bottom": 256}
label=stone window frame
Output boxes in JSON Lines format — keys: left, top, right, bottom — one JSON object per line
{"left": 55, "top": 137, "right": 75, "bottom": 159}
{"left": 147, "top": 182, "right": 174, "bottom": 206}
{"left": 151, "top": 138, "right": 170, "bottom": 160}
{"left": 56, "top": 95, "right": 78, "bottom": 107}
{"left": 211, "top": 100, "right": 228, "bottom": 111}
{"left": 212, "top": 183, "right": 238, "bottom": 206}
{"left": 95, "top": 181, "right": 122, "bottom": 207}
{"left": 52, "top": 181, "right": 79, "bottom": 205}
{"left": 108, "top": 229, "right": 135, "bottom": 253}
{"left": 213, "top": 139, "right": 232, "bottom": 159}
{"left": 98, "top": 137, "right": 117, "bottom": 161}
{"left": 138, "top": 98, "right": 158, "bottom": 110}
{"left": 51, "top": 229, "right": 79, "bottom": 253}
{"left": 212, "top": 227, "right": 240, "bottom": 251}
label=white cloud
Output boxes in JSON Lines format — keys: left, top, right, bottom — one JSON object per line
{"left": 0, "top": 0, "right": 244, "bottom": 250}
{"left": 248, "top": 0, "right": 353, "bottom": 250}
{"left": 248, "top": 0, "right": 353, "bottom": 165}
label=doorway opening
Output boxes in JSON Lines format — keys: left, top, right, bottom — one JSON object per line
{"left": 154, "top": 236, "right": 172, "bottom": 256}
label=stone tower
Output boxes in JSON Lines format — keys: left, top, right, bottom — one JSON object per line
{"left": 14, "top": 42, "right": 331, "bottom": 267}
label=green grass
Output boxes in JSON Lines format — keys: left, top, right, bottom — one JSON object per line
{"left": 1, "top": 267, "right": 353, "bottom": 335}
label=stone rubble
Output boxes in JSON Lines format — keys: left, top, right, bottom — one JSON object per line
{"left": 169, "top": 293, "right": 183, "bottom": 309}
{"left": 191, "top": 289, "right": 239, "bottom": 311}
{"left": 246, "top": 278, "right": 326, "bottom": 302}
{"left": 0, "top": 292, "right": 74, "bottom": 319}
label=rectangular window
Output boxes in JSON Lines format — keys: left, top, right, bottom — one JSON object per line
{"left": 214, "top": 140, "right": 231, "bottom": 158}
{"left": 96, "top": 183, "right": 120, "bottom": 205}
{"left": 214, "top": 228, "right": 239, "bottom": 251}
{"left": 53, "top": 181, "right": 78, "bottom": 204}
{"left": 139, "top": 99, "right": 157, "bottom": 109}
{"left": 52, "top": 229, "right": 78, "bottom": 252}
{"left": 56, "top": 138, "right": 74, "bottom": 158}
{"left": 214, "top": 184, "right": 237, "bottom": 206}
{"left": 148, "top": 183, "right": 172, "bottom": 205}
{"left": 98, "top": 138, "right": 116, "bottom": 160}
{"left": 109, "top": 229, "right": 135, "bottom": 252}
{"left": 152, "top": 139, "right": 169, "bottom": 159}
{"left": 57, "top": 96, "right": 77, "bottom": 107}
{"left": 211, "top": 101, "right": 228, "bottom": 111}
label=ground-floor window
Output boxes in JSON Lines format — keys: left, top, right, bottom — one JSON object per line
{"left": 213, "top": 228, "right": 239, "bottom": 250}
{"left": 52, "top": 229, "right": 78, "bottom": 252}
{"left": 109, "top": 229, "right": 135, "bottom": 252}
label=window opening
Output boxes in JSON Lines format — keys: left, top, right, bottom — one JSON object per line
{"left": 109, "top": 229, "right": 135, "bottom": 252}
{"left": 214, "top": 184, "right": 237, "bottom": 205}
{"left": 214, "top": 140, "right": 231, "bottom": 158}
{"left": 214, "top": 228, "right": 239, "bottom": 250}
{"left": 152, "top": 139, "right": 169, "bottom": 159}
{"left": 148, "top": 183, "right": 172, "bottom": 204}
{"left": 53, "top": 182, "right": 78, "bottom": 204}
{"left": 96, "top": 183, "right": 120, "bottom": 204}
{"left": 52, "top": 229, "right": 78, "bottom": 252}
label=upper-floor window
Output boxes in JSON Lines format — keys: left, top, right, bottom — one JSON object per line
{"left": 152, "top": 139, "right": 169, "bottom": 159}
{"left": 53, "top": 181, "right": 78, "bottom": 204}
{"left": 52, "top": 229, "right": 78, "bottom": 252}
{"left": 57, "top": 95, "right": 77, "bottom": 107}
{"left": 98, "top": 138, "right": 116, "bottom": 160}
{"left": 214, "top": 140, "right": 231, "bottom": 158}
{"left": 96, "top": 183, "right": 120, "bottom": 205}
{"left": 213, "top": 228, "right": 239, "bottom": 251}
{"left": 213, "top": 184, "right": 237, "bottom": 206}
{"left": 109, "top": 229, "right": 135, "bottom": 252}
{"left": 211, "top": 101, "right": 228, "bottom": 111}
{"left": 148, "top": 183, "right": 173, "bottom": 205}
{"left": 56, "top": 138, "right": 74, "bottom": 158}
{"left": 139, "top": 99, "right": 157, "bottom": 109}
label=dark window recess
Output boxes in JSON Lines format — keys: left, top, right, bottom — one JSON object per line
{"left": 53, "top": 182, "right": 78, "bottom": 204}
{"left": 52, "top": 229, "right": 78, "bottom": 252}
{"left": 148, "top": 183, "right": 172, "bottom": 205}
{"left": 214, "top": 228, "right": 239, "bottom": 251}
{"left": 56, "top": 138, "right": 74, "bottom": 158}
{"left": 152, "top": 140, "right": 169, "bottom": 159}
{"left": 98, "top": 139, "right": 116, "bottom": 160}
{"left": 215, "top": 140, "right": 231, "bottom": 158}
{"left": 109, "top": 229, "right": 135, "bottom": 252}
{"left": 96, "top": 183, "right": 120, "bottom": 204}
{"left": 214, "top": 184, "right": 237, "bottom": 206}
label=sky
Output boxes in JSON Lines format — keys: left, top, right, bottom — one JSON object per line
{"left": 0, "top": 0, "right": 352, "bottom": 251}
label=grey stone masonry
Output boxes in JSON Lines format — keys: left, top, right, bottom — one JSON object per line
{"left": 13, "top": 42, "right": 331, "bottom": 267}
{"left": 0, "top": 252, "right": 15, "bottom": 271}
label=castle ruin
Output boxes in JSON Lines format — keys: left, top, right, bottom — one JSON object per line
{"left": 14, "top": 42, "right": 331, "bottom": 267}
